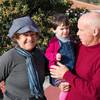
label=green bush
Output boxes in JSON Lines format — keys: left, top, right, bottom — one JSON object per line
{"left": 0, "top": 0, "right": 88, "bottom": 55}
{"left": 65, "top": 8, "right": 88, "bottom": 42}
{"left": 0, "top": 0, "right": 30, "bottom": 54}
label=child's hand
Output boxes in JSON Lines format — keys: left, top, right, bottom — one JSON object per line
{"left": 0, "top": 81, "right": 5, "bottom": 94}
{"left": 59, "top": 82, "right": 70, "bottom": 92}
{"left": 56, "top": 53, "right": 62, "bottom": 61}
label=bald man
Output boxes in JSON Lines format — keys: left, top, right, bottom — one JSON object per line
{"left": 50, "top": 12, "right": 100, "bottom": 100}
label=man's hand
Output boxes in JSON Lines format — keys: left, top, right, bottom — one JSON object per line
{"left": 50, "top": 62, "right": 69, "bottom": 79}
{"left": 59, "top": 82, "right": 70, "bottom": 92}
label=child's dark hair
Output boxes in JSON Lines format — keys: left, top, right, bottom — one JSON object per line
{"left": 50, "top": 13, "right": 69, "bottom": 30}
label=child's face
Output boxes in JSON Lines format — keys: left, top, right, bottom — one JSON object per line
{"left": 54, "top": 24, "right": 69, "bottom": 38}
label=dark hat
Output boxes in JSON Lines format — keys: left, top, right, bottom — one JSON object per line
{"left": 8, "top": 16, "right": 40, "bottom": 38}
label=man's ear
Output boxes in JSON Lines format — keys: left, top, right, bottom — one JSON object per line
{"left": 93, "top": 28, "right": 99, "bottom": 36}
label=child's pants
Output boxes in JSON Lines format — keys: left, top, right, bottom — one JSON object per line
{"left": 59, "top": 91, "right": 68, "bottom": 100}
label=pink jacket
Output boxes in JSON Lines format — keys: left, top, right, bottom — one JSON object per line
{"left": 45, "top": 37, "right": 60, "bottom": 68}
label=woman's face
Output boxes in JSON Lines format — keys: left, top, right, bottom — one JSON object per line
{"left": 16, "top": 32, "right": 38, "bottom": 51}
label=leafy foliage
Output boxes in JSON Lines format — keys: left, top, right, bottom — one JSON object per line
{"left": 0, "top": 0, "right": 30, "bottom": 54}
{"left": 65, "top": 8, "right": 88, "bottom": 41}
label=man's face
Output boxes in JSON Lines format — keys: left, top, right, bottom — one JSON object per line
{"left": 77, "top": 20, "right": 95, "bottom": 46}
{"left": 54, "top": 24, "right": 70, "bottom": 38}
{"left": 16, "top": 32, "right": 38, "bottom": 51}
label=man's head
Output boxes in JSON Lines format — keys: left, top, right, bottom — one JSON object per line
{"left": 77, "top": 12, "right": 100, "bottom": 46}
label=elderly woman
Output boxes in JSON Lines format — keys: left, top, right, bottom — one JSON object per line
{"left": 0, "top": 16, "right": 48, "bottom": 100}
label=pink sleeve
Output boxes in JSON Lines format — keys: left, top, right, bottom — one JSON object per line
{"left": 45, "top": 40, "right": 56, "bottom": 69}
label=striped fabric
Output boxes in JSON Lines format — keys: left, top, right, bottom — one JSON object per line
{"left": 16, "top": 47, "right": 44, "bottom": 99}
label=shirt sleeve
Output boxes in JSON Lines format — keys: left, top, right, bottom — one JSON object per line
{"left": 63, "top": 67, "right": 100, "bottom": 98}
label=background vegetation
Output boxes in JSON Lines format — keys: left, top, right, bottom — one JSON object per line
{"left": 0, "top": 0, "right": 88, "bottom": 55}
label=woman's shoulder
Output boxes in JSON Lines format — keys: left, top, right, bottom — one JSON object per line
{"left": 1, "top": 48, "right": 17, "bottom": 59}
{"left": 0, "top": 48, "right": 17, "bottom": 67}
{"left": 4, "top": 48, "right": 16, "bottom": 55}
